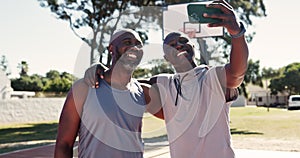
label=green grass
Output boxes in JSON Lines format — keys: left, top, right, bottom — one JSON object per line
{"left": 0, "top": 122, "right": 58, "bottom": 154}
{"left": 230, "top": 107, "right": 300, "bottom": 141}
{"left": 142, "top": 113, "right": 166, "bottom": 138}
{"left": 1, "top": 107, "right": 299, "bottom": 154}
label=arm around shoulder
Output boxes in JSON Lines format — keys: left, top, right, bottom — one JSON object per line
{"left": 141, "top": 83, "right": 164, "bottom": 120}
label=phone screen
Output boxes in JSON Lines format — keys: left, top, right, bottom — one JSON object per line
{"left": 187, "top": 4, "right": 222, "bottom": 24}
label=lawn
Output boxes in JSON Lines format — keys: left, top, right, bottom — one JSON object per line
{"left": 0, "top": 122, "right": 57, "bottom": 154}
{"left": 1, "top": 107, "right": 299, "bottom": 154}
{"left": 230, "top": 107, "right": 300, "bottom": 140}
{"left": 230, "top": 107, "right": 300, "bottom": 151}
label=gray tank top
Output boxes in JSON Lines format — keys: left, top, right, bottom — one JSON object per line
{"left": 78, "top": 79, "right": 146, "bottom": 158}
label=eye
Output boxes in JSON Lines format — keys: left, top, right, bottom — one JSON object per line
{"left": 135, "top": 41, "right": 142, "bottom": 48}
{"left": 122, "top": 40, "right": 132, "bottom": 46}
{"left": 178, "top": 37, "right": 189, "bottom": 45}
{"left": 136, "top": 44, "right": 143, "bottom": 48}
{"left": 168, "top": 41, "right": 177, "bottom": 48}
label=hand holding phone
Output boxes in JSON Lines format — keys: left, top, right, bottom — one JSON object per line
{"left": 187, "top": 4, "right": 223, "bottom": 24}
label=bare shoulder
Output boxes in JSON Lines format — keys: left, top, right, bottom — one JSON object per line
{"left": 70, "top": 78, "right": 90, "bottom": 106}
{"left": 72, "top": 78, "right": 89, "bottom": 91}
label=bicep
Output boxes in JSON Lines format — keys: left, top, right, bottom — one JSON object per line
{"left": 215, "top": 66, "right": 239, "bottom": 102}
{"left": 142, "top": 84, "right": 164, "bottom": 120}
{"left": 56, "top": 80, "right": 89, "bottom": 148}
{"left": 225, "top": 64, "right": 245, "bottom": 88}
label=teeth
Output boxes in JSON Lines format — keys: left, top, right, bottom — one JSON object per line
{"left": 128, "top": 54, "right": 137, "bottom": 58}
{"left": 177, "top": 51, "right": 187, "bottom": 56}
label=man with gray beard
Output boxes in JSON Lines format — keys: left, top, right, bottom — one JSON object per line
{"left": 54, "top": 29, "right": 150, "bottom": 158}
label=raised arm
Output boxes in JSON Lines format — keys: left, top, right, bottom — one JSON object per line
{"left": 54, "top": 79, "right": 89, "bottom": 157}
{"left": 205, "top": 0, "right": 249, "bottom": 88}
{"left": 225, "top": 22, "right": 248, "bottom": 88}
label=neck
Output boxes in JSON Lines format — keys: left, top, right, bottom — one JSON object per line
{"left": 174, "top": 61, "right": 197, "bottom": 73}
{"left": 104, "top": 65, "right": 133, "bottom": 90}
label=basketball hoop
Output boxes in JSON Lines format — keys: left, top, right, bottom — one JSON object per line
{"left": 179, "top": 28, "right": 197, "bottom": 38}
{"left": 163, "top": 2, "right": 224, "bottom": 39}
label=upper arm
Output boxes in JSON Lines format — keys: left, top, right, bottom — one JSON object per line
{"left": 138, "top": 76, "right": 158, "bottom": 85}
{"left": 216, "top": 67, "right": 239, "bottom": 102}
{"left": 141, "top": 83, "right": 164, "bottom": 120}
{"left": 55, "top": 79, "right": 89, "bottom": 157}
{"left": 213, "top": 64, "right": 243, "bottom": 88}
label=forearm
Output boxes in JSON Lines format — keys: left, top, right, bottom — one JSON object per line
{"left": 227, "top": 35, "right": 249, "bottom": 87}
{"left": 54, "top": 142, "right": 74, "bottom": 158}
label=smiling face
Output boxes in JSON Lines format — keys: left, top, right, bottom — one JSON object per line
{"left": 110, "top": 31, "right": 143, "bottom": 71}
{"left": 163, "top": 32, "right": 195, "bottom": 67}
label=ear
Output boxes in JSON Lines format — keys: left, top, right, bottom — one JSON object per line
{"left": 108, "top": 45, "right": 113, "bottom": 54}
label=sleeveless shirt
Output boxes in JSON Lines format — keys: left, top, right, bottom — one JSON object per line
{"left": 78, "top": 78, "right": 146, "bottom": 158}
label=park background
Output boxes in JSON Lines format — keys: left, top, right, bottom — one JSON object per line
{"left": 1, "top": 0, "right": 300, "bottom": 156}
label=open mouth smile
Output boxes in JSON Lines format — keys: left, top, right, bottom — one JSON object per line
{"left": 177, "top": 51, "right": 187, "bottom": 57}
{"left": 127, "top": 53, "right": 137, "bottom": 59}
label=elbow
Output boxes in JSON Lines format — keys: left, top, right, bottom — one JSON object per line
{"left": 226, "top": 67, "right": 246, "bottom": 88}
{"left": 227, "top": 76, "right": 244, "bottom": 88}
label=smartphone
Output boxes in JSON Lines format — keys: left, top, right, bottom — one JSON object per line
{"left": 187, "top": 4, "right": 222, "bottom": 24}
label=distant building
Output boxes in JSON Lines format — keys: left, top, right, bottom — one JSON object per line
{"left": 247, "top": 84, "right": 288, "bottom": 107}
{"left": 231, "top": 95, "right": 247, "bottom": 107}
{"left": 0, "top": 69, "right": 13, "bottom": 100}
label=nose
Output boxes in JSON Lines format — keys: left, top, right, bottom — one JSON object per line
{"left": 127, "top": 46, "right": 143, "bottom": 54}
{"left": 129, "top": 45, "right": 142, "bottom": 52}
{"left": 175, "top": 43, "right": 183, "bottom": 50}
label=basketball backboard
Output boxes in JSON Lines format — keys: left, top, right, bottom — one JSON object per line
{"left": 162, "top": 1, "right": 224, "bottom": 39}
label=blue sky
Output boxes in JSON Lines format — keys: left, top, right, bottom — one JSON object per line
{"left": 1, "top": 0, "right": 300, "bottom": 78}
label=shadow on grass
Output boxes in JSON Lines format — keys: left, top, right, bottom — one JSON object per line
{"left": 143, "top": 134, "right": 168, "bottom": 143}
{"left": 0, "top": 122, "right": 58, "bottom": 144}
{"left": 143, "top": 128, "right": 263, "bottom": 144}
{"left": 0, "top": 142, "right": 53, "bottom": 155}
{"left": 0, "top": 122, "right": 58, "bottom": 154}
{"left": 143, "top": 135, "right": 168, "bottom": 151}
{"left": 230, "top": 128, "right": 263, "bottom": 135}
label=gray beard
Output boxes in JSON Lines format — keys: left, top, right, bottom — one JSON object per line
{"left": 117, "top": 56, "right": 141, "bottom": 72}
{"left": 122, "top": 62, "right": 138, "bottom": 71}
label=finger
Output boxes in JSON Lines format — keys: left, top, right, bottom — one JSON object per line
{"left": 84, "top": 70, "right": 93, "bottom": 87}
{"left": 96, "top": 64, "right": 105, "bottom": 88}
{"left": 207, "top": 21, "right": 232, "bottom": 29}
{"left": 211, "top": 0, "right": 233, "bottom": 10}
{"left": 203, "top": 12, "right": 232, "bottom": 21}
{"left": 208, "top": 1, "right": 233, "bottom": 14}
{"left": 89, "top": 72, "right": 96, "bottom": 88}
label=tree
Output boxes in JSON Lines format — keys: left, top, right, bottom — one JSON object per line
{"left": 17, "top": 61, "right": 29, "bottom": 76}
{"left": 262, "top": 67, "right": 279, "bottom": 81}
{"left": 240, "top": 59, "right": 263, "bottom": 97}
{"left": 148, "top": 59, "right": 174, "bottom": 75}
{"left": 38, "top": 0, "right": 162, "bottom": 67}
{"left": 132, "top": 59, "right": 174, "bottom": 79}
{"left": 261, "top": 67, "right": 279, "bottom": 90}
{"left": 11, "top": 69, "right": 76, "bottom": 93}
{"left": 45, "top": 70, "right": 76, "bottom": 93}
{"left": 269, "top": 63, "right": 300, "bottom": 95}
{"left": 11, "top": 74, "right": 44, "bottom": 91}
{"left": 38, "top": 0, "right": 267, "bottom": 67}
{"left": 0, "top": 55, "right": 11, "bottom": 76}
{"left": 133, "top": 67, "right": 151, "bottom": 79}
{"left": 46, "top": 70, "right": 61, "bottom": 80}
